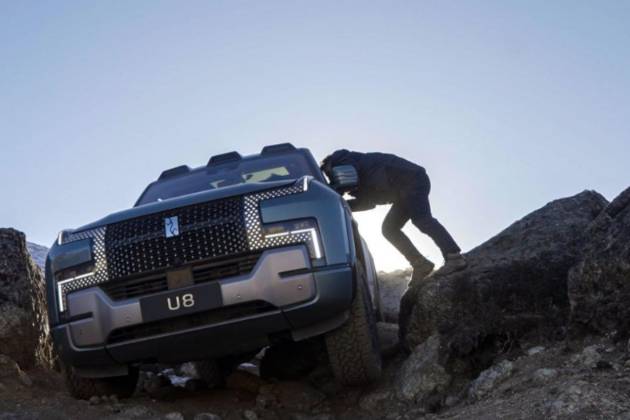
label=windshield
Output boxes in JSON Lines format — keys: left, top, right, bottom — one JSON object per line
{"left": 137, "top": 154, "right": 314, "bottom": 205}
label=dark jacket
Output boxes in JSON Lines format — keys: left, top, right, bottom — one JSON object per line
{"left": 322, "top": 150, "right": 426, "bottom": 211}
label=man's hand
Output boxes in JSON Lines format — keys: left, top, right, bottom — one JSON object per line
{"left": 347, "top": 197, "right": 376, "bottom": 212}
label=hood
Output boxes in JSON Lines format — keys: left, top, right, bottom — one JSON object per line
{"left": 71, "top": 178, "right": 298, "bottom": 232}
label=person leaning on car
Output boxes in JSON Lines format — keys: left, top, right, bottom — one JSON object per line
{"left": 321, "top": 149, "right": 467, "bottom": 279}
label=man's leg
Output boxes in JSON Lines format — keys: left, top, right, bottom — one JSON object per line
{"left": 382, "top": 202, "right": 434, "bottom": 278}
{"left": 408, "top": 189, "right": 466, "bottom": 273}
{"left": 412, "top": 215, "right": 461, "bottom": 258}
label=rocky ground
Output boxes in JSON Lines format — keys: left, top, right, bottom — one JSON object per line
{"left": 1, "top": 186, "right": 629, "bottom": 419}
{"left": 3, "top": 332, "right": 630, "bottom": 419}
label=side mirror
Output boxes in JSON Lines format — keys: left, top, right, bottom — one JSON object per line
{"left": 329, "top": 165, "right": 359, "bottom": 192}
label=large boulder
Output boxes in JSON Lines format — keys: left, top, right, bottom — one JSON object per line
{"left": 399, "top": 190, "right": 608, "bottom": 367}
{"left": 395, "top": 334, "right": 451, "bottom": 403}
{"left": 0, "top": 228, "right": 54, "bottom": 369}
{"left": 568, "top": 187, "right": 630, "bottom": 340}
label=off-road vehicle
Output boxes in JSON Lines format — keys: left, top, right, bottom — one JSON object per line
{"left": 46, "top": 143, "right": 382, "bottom": 399}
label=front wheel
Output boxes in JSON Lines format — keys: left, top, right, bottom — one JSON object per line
{"left": 325, "top": 264, "right": 382, "bottom": 386}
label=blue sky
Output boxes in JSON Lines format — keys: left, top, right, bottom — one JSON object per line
{"left": 1, "top": 1, "right": 628, "bottom": 271}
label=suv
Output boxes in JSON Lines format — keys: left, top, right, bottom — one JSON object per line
{"left": 46, "top": 143, "right": 382, "bottom": 399}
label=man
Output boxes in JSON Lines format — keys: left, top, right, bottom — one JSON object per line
{"left": 321, "top": 149, "right": 466, "bottom": 279}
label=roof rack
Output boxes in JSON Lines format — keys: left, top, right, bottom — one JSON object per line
{"left": 158, "top": 165, "right": 191, "bottom": 180}
{"left": 207, "top": 151, "right": 242, "bottom": 166}
{"left": 261, "top": 143, "right": 296, "bottom": 155}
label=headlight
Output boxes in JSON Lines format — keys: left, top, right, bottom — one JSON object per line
{"left": 262, "top": 219, "right": 323, "bottom": 260}
{"left": 55, "top": 262, "right": 96, "bottom": 314}
{"left": 244, "top": 177, "right": 324, "bottom": 261}
{"left": 56, "top": 267, "right": 95, "bottom": 313}
{"left": 52, "top": 227, "right": 105, "bottom": 314}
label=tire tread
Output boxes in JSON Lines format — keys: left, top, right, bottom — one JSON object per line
{"left": 325, "top": 264, "right": 382, "bottom": 385}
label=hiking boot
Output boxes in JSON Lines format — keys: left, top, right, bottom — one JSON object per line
{"left": 440, "top": 253, "right": 468, "bottom": 275}
{"left": 411, "top": 257, "right": 435, "bottom": 283}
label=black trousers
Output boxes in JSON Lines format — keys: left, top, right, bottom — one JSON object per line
{"left": 381, "top": 170, "right": 460, "bottom": 263}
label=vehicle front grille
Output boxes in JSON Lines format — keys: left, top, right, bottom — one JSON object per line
{"left": 107, "top": 301, "right": 276, "bottom": 344}
{"left": 192, "top": 252, "right": 260, "bottom": 284}
{"left": 57, "top": 183, "right": 311, "bottom": 309}
{"left": 105, "top": 196, "right": 248, "bottom": 280}
{"left": 100, "top": 252, "right": 261, "bottom": 301}
{"left": 100, "top": 273, "right": 167, "bottom": 301}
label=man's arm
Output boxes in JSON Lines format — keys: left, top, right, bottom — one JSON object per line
{"left": 347, "top": 197, "right": 376, "bottom": 212}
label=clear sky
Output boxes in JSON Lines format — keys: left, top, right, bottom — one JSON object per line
{"left": 1, "top": 1, "right": 628, "bottom": 271}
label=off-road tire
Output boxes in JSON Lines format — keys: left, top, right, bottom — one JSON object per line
{"left": 325, "top": 263, "right": 382, "bottom": 386}
{"left": 192, "top": 359, "right": 226, "bottom": 388}
{"left": 63, "top": 365, "right": 138, "bottom": 400}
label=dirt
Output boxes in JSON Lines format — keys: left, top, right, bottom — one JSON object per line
{"left": 2, "top": 336, "right": 630, "bottom": 420}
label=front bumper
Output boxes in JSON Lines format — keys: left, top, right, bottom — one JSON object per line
{"left": 52, "top": 245, "right": 353, "bottom": 370}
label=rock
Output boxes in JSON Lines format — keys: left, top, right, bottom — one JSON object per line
{"left": 0, "top": 354, "right": 32, "bottom": 388}
{"left": 242, "top": 410, "right": 258, "bottom": 420}
{"left": 376, "top": 269, "right": 412, "bottom": 322}
{"left": 177, "top": 361, "right": 199, "bottom": 378}
{"left": 193, "top": 413, "right": 222, "bottom": 420}
{"left": 572, "top": 345, "right": 602, "bottom": 368}
{"left": 395, "top": 335, "right": 451, "bottom": 402}
{"left": 0, "top": 229, "right": 55, "bottom": 369}
{"left": 547, "top": 380, "right": 630, "bottom": 418}
{"left": 548, "top": 383, "right": 587, "bottom": 418}
{"left": 443, "top": 394, "right": 461, "bottom": 408}
{"left": 568, "top": 186, "right": 630, "bottom": 339}
{"left": 359, "top": 389, "right": 392, "bottom": 411}
{"left": 238, "top": 362, "right": 259, "bottom": 377}
{"left": 120, "top": 405, "right": 153, "bottom": 418}
{"left": 533, "top": 368, "right": 558, "bottom": 383}
{"left": 468, "top": 360, "right": 514, "bottom": 400}
{"left": 377, "top": 322, "right": 400, "bottom": 356}
{"left": 399, "top": 191, "right": 607, "bottom": 364}
{"left": 165, "top": 412, "right": 185, "bottom": 420}
{"left": 526, "top": 346, "right": 546, "bottom": 356}
{"left": 88, "top": 395, "right": 101, "bottom": 405}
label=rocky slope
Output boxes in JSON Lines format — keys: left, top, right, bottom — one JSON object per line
{"left": 26, "top": 241, "right": 49, "bottom": 270}
{"left": 396, "top": 190, "right": 608, "bottom": 406}
{"left": 568, "top": 186, "right": 630, "bottom": 340}
{"left": 1, "top": 186, "right": 630, "bottom": 419}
